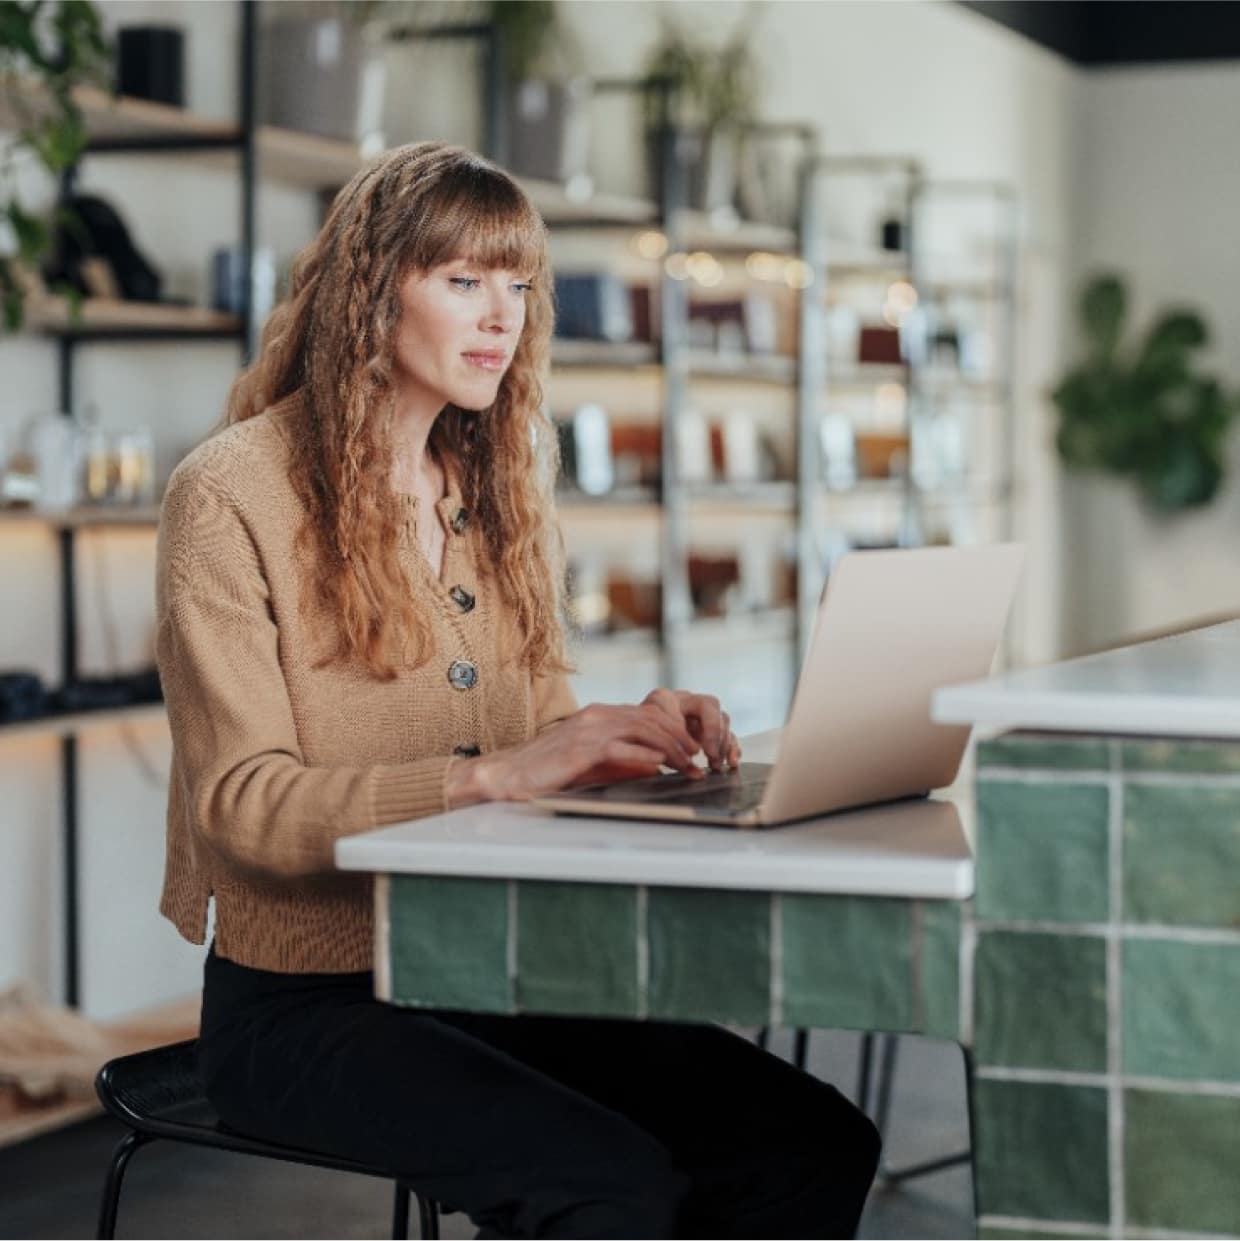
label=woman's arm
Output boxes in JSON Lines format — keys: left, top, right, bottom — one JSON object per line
{"left": 157, "top": 470, "right": 457, "bottom": 880}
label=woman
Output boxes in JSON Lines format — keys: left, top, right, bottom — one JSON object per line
{"left": 156, "top": 140, "right": 879, "bottom": 1239}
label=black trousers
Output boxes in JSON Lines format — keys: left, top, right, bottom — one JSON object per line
{"left": 199, "top": 944, "right": 880, "bottom": 1239}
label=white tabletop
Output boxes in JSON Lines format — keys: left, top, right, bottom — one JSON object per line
{"left": 336, "top": 731, "right": 974, "bottom": 900}
{"left": 934, "top": 619, "right": 1240, "bottom": 738}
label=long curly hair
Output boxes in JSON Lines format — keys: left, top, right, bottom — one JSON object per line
{"left": 223, "top": 141, "right": 569, "bottom": 682}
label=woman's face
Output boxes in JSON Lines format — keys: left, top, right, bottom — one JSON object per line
{"left": 390, "top": 257, "right": 532, "bottom": 416}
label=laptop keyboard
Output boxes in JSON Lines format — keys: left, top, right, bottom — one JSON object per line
{"left": 585, "top": 763, "right": 772, "bottom": 815}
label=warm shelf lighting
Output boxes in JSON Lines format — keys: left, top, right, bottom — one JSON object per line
{"left": 783, "top": 258, "right": 814, "bottom": 289}
{"left": 745, "top": 251, "right": 785, "bottom": 282}
{"left": 634, "top": 230, "right": 669, "bottom": 259}
{"left": 664, "top": 252, "right": 690, "bottom": 280}
{"left": 685, "top": 251, "right": 724, "bottom": 286}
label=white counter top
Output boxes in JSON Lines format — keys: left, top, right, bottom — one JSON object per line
{"left": 934, "top": 619, "right": 1240, "bottom": 738}
{"left": 336, "top": 731, "right": 974, "bottom": 899}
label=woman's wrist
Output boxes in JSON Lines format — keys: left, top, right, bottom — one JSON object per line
{"left": 445, "top": 753, "right": 502, "bottom": 808}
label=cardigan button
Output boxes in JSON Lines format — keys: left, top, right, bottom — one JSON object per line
{"left": 450, "top": 507, "right": 470, "bottom": 535}
{"left": 447, "top": 659, "right": 478, "bottom": 690}
{"left": 449, "top": 585, "right": 476, "bottom": 613}
{"left": 453, "top": 743, "right": 481, "bottom": 758}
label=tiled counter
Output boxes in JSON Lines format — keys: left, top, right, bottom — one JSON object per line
{"left": 937, "top": 621, "right": 1240, "bottom": 1239}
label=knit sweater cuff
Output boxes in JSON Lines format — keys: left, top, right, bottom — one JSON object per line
{"left": 370, "top": 756, "right": 456, "bottom": 825}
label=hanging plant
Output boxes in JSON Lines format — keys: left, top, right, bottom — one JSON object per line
{"left": 0, "top": 0, "right": 113, "bottom": 330}
{"left": 1052, "top": 273, "right": 1240, "bottom": 512}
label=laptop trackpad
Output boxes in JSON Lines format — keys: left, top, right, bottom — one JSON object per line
{"left": 574, "top": 762, "right": 773, "bottom": 804}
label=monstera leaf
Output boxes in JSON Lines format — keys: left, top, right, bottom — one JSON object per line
{"left": 1052, "top": 274, "right": 1239, "bottom": 512}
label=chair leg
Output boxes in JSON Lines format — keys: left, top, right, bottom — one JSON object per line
{"left": 417, "top": 1195, "right": 441, "bottom": 1239}
{"left": 792, "top": 1027, "right": 810, "bottom": 1072}
{"left": 873, "top": 1033, "right": 972, "bottom": 1185}
{"left": 97, "top": 1129, "right": 153, "bottom": 1240}
{"left": 855, "top": 1030, "right": 876, "bottom": 1111}
{"left": 391, "top": 1182, "right": 410, "bottom": 1239}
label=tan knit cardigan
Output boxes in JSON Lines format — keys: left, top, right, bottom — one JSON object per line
{"left": 155, "top": 400, "right": 577, "bottom": 973}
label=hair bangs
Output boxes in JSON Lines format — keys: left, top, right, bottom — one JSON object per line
{"left": 410, "top": 161, "right": 547, "bottom": 278}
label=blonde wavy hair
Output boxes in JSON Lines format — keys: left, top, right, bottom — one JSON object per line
{"left": 223, "top": 141, "right": 570, "bottom": 682}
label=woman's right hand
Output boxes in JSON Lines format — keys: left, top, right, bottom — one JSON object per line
{"left": 445, "top": 702, "right": 706, "bottom": 808}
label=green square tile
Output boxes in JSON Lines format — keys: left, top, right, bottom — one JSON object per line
{"left": 1124, "top": 786, "right": 1240, "bottom": 928}
{"left": 975, "top": 932, "right": 1107, "bottom": 1071}
{"left": 388, "top": 875, "right": 511, "bottom": 1012}
{"left": 647, "top": 888, "right": 770, "bottom": 1024}
{"left": 1126, "top": 1089, "right": 1240, "bottom": 1233}
{"left": 976, "top": 781, "right": 1110, "bottom": 923}
{"left": 515, "top": 881, "right": 638, "bottom": 1017}
{"left": 1121, "top": 738, "right": 1240, "bottom": 774}
{"left": 781, "top": 895, "right": 913, "bottom": 1032}
{"left": 1123, "top": 940, "right": 1240, "bottom": 1081}
{"left": 977, "top": 732, "right": 1111, "bottom": 771}
{"left": 973, "top": 1079, "right": 1109, "bottom": 1224}
{"left": 920, "top": 901, "right": 962, "bottom": 1041}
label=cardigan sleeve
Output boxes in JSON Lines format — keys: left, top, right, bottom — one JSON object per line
{"left": 532, "top": 665, "right": 578, "bottom": 734}
{"left": 155, "top": 467, "right": 455, "bottom": 880}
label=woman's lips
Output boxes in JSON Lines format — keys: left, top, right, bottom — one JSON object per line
{"left": 462, "top": 352, "right": 507, "bottom": 371}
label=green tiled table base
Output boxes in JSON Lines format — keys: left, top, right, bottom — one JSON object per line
{"left": 379, "top": 876, "right": 962, "bottom": 1038}
{"left": 377, "top": 730, "right": 1240, "bottom": 1239}
{"left": 972, "top": 732, "right": 1240, "bottom": 1239}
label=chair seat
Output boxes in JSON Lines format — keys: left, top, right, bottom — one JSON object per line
{"left": 96, "top": 1038, "right": 404, "bottom": 1180}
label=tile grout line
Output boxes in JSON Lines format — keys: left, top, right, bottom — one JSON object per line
{"left": 972, "top": 919, "right": 1240, "bottom": 945}
{"left": 980, "top": 1213, "right": 1240, "bottom": 1241}
{"left": 976, "top": 1066, "right": 1240, "bottom": 1098}
{"left": 980, "top": 765, "right": 1240, "bottom": 789}
{"left": 636, "top": 885, "right": 649, "bottom": 1020}
{"left": 506, "top": 879, "right": 518, "bottom": 1012}
{"left": 769, "top": 893, "right": 783, "bottom": 1029}
{"left": 374, "top": 874, "right": 392, "bottom": 1002}
{"left": 978, "top": 1213, "right": 1109, "bottom": 1238}
{"left": 1107, "top": 741, "right": 1125, "bottom": 1238}
{"left": 960, "top": 901, "right": 977, "bottom": 1047}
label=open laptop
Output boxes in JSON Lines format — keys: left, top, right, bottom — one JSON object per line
{"left": 534, "top": 542, "right": 1024, "bottom": 828}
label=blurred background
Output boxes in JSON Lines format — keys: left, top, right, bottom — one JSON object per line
{"left": 1, "top": 0, "right": 1239, "bottom": 1219}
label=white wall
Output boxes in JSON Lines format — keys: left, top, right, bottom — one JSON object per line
{"left": 0, "top": 0, "right": 1079, "bottom": 1016}
{"left": 1065, "top": 62, "right": 1240, "bottom": 654}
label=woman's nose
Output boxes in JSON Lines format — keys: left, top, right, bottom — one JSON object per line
{"left": 481, "top": 285, "right": 518, "bottom": 333}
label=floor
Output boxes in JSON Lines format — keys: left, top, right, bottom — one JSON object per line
{"left": 0, "top": 1028, "right": 973, "bottom": 1240}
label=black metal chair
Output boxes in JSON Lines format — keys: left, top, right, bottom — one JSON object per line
{"left": 756, "top": 1028, "right": 971, "bottom": 1184}
{"left": 94, "top": 1039, "right": 442, "bottom": 1240}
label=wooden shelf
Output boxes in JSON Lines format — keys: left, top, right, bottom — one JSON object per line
{"left": 0, "top": 992, "right": 199, "bottom": 1150}
{"left": 28, "top": 297, "right": 242, "bottom": 338}
{"left": 0, "top": 701, "right": 166, "bottom": 743}
{"left": 687, "top": 351, "right": 797, "bottom": 385}
{"left": 0, "top": 506, "right": 160, "bottom": 529}
{"left": 551, "top": 339, "right": 659, "bottom": 368}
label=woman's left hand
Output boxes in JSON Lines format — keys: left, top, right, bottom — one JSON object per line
{"left": 641, "top": 688, "right": 741, "bottom": 773}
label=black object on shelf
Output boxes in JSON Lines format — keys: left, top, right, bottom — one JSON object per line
{"left": 42, "top": 194, "right": 164, "bottom": 303}
{"left": 553, "top": 274, "right": 633, "bottom": 342}
{"left": 52, "top": 669, "right": 164, "bottom": 713}
{"left": 881, "top": 216, "right": 905, "bottom": 252}
{"left": 0, "top": 671, "right": 50, "bottom": 722}
{"left": 117, "top": 26, "right": 186, "bottom": 107}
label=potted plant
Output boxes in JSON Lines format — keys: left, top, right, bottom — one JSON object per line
{"left": 642, "top": 15, "right": 762, "bottom": 215}
{"left": 1052, "top": 273, "right": 1240, "bottom": 512}
{"left": 485, "top": 0, "right": 590, "bottom": 185}
{"left": 258, "top": 0, "right": 389, "bottom": 151}
{"left": 0, "top": 0, "right": 113, "bottom": 331}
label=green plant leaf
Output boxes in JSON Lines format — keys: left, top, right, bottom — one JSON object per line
{"left": 1080, "top": 274, "right": 1126, "bottom": 357}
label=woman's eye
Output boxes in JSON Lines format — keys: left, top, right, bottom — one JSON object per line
{"left": 512, "top": 282, "right": 534, "bottom": 294}
{"left": 449, "top": 276, "right": 480, "bottom": 290}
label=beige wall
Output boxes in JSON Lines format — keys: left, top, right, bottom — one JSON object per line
{"left": 1065, "top": 62, "right": 1240, "bottom": 654}
{"left": 1, "top": 0, "right": 1080, "bottom": 1015}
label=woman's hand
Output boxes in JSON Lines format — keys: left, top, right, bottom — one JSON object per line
{"left": 445, "top": 701, "right": 710, "bottom": 807}
{"left": 640, "top": 688, "right": 741, "bottom": 773}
